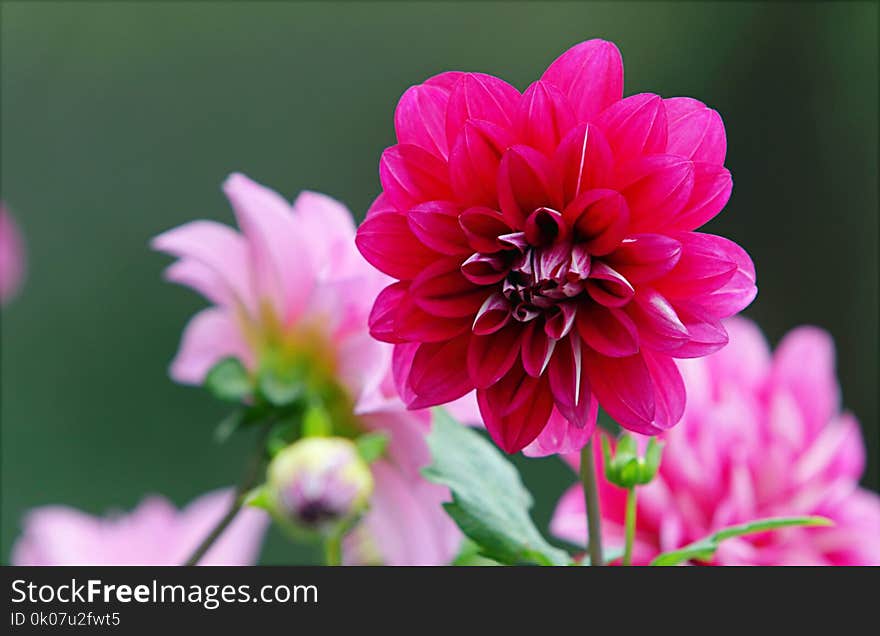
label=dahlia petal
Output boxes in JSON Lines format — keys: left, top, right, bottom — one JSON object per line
{"left": 552, "top": 123, "right": 614, "bottom": 204}
{"left": 626, "top": 288, "right": 690, "bottom": 353}
{"left": 794, "top": 412, "right": 865, "bottom": 486}
{"left": 410, "top": 257, "right": 491, "bottom": 318}
{"left": 576, "top": 304, "right": 639, "bottom": 357}
{"left": 223, "top": 173, "right": 315, "bottom": 323}
{"left": 564, "top": 189, "right": 629, "bottom": 256}
{"left": 460, "top": 252, "right": 511, "bottom": 285}
{"left": 379, "top": 144, "right": 452, "bottom": 212}
{"left": 654, "top": 231, "right": 739, "bottom": 298}
{"left": 445, "top": 72, "right": 520, "bottom": 147}
{"left": 667, "top": 301, "right": 729, "bottom": 358}
{"left": 151, "top": 219, "right": 256, "bottom": 315}
{"left": 368, "top": 281, "right": 409, "bottom": 343}
{"left": 583, "top": 350, "right": 660, "bottom": 435}
{"left": 408, "top": 201, "right": 470, "bottom": 255}
{"left": 708, "top": 316, "right": 771, "bottom": 391}
{"left": 395, "top": 84, "right": 452, "bottom": 159}
{"left": 467, "top": 323, "right": 524, "bottom": 389}
{"left": 524, "top": 207, "right": 568, "bottom": 246}
{"left": 163, "top": 259, "right": 229, "bottom": 308}
{"left": 449, "top": 120, "right": 514, "bottom": 208}
{"left": 585, "top": 261, "right": 635, "bottom": 307}
{"left": 541, "top": 39, "right": 624, "bottom": 123}
{"left": 521, "top": 320, "right": 556, "bottom": 376}
{"left": 642, "top": 350, "right": 685, "bottom": 430}
{"left": 515, "top": 80, "right": 576, "bottom": 156}
{"left": 289, "top": 190, "right": 357, "bottom": 274}
{"left": 544, "top": 301, "right": 578, "bottom": 340}
{"left": 607, "top": 234, "right": 683, "bottom": 283}
{"left": 548, "top": 336, "right": 594, "bottom": 428}
{"left": 595, "top": 93, "right": 668, "bottom": 158}
{"left": 664, "top": 97, "right": 727, "bottom": 165}
{"left": 458, "top": 206, "right": 514, "bottom": 253}
{"left": 689, "top": 236, "right": 756, "bottom": 317}
{"left": 614, "top": 154, "right": 695, "bottom": 233}
{"left": 366, "top": 192, "right": 394, "bottom": 219}
{"left": 405, "top": 334, "right": 474, "bottom": 409}
{"left": 397, "top": 287, "right": 471, "bottom": 343}
{"left": 497, "top": 145, "right": 556, "bottom": 228}
{"left": 356, "top": 210, "right": 440, "bottom": 280}
{"left": 478, "top": 370, "right": 554, "bottom": 453}
{"left": 668, "top": 162, "right": 732, "bottom": 231}
{"left": 169, "top": 308, "right": 252, "bottom": 385}
{"left": 523, "top": 407, "right": 598, "bottom": 457}
{"left": 472, "top": 292, "right": 513, "bottom": 335}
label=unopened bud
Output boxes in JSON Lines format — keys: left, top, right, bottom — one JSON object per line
{"left": 601, "top": 433, "right": 663, "bottom": 489}
{"left": 268, "top": 437, "right": 373, "bottom": 535}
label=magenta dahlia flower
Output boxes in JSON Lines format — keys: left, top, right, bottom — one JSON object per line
{"left": 11, "top": 489, "right": 269, "bottom": 565}
{"left": 552, "top": 318, "right": 880, "bottom": 565}
{"left": 356, "top": 39, "right": 756, "bottom": 454}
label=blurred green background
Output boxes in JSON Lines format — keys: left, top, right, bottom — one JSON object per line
{"left": 1, "top": 1, "right": 877, "bottom": 564}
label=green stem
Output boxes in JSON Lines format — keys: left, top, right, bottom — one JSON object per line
{"left": 183, "top": 427, "right": 268, "bottom": 566}
{"left": 323, "top": 533, "right": 342, "bottom": 566}
{"left": 623, "top": 487, "right": 637, "bottom": 566}
{"left": 580, "top": 441, "right": 604, "bottom": 566}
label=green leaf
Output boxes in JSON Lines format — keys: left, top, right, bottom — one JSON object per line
{"left": 212, "top": 409, "right": 245, "bottom": 444}
{"left": 355, "top": 432, "right": 389, "bottom": 464}
{"left": 650, "top": 516, "right": 833, "bottom": 566}
{"left": 244, "top": 485, "right": 272, "bottom": 511}
{"left": 266, "top": 417, "right": 300, "bottom": 457}
{"left": 451, "top": 539, "right": 501, "bottom": 566}
{"left": 302, "top": 404, "right": 332, "bottom": 437}
{"left": 422, "top": 409, "right": 572, "bottom": 566}
{"left": 258, "top": 366, "right": 303, "bottom": 407}
{"left": 204, "top": 357, "right": 251, "bottom": 403}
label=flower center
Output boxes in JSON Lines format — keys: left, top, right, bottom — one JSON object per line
{"left": 504, "top": 242, "right": 589, "bottom": 322}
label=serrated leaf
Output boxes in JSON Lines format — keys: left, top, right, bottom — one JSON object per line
{"left": 422, "top": 409, "right": 572, "bottom": 566}
{"left": 205, "top": 357, "right": 251, "bottom": 403}
{"left": 355, "top": 432, "right": 389, "bottom": 464}
{"left": 650, "top": 516, "right": 832, "bottom": 566}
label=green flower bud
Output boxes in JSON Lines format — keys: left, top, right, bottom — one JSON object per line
{"left": 602, "top": 433, "right": 664, "bottom": 489}
{"left": 267, "top": 437, "right": 373, "bottom": 535}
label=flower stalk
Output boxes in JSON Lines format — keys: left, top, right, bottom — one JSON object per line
{"left": 623, "top": 487, "right": 637, "bottom": 566}
{"left": 580, "top": 441, "right": 604, "bottom": 566}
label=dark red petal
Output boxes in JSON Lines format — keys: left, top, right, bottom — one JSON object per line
{"left": 459, "top": 206, "right": 514, "bottom": 253}
{"left": 467, "top": 323, "right": 524, "bottom": 389}
{"left": 552, "top": 123, "right": 614, "bottom": 205}
{"left": 478, "top": 369, "right": 553, "bottom": 453}
{"left": 576, "top": 303, "right": 639, "bottom": 357}
{"left": 595, "top": 93, "right": 668, "bottom": 158}
{"left": 625, "top": 288, "right": 690, "bottom": 353}
{"left": 563, "top": 189, "right": 629, "bottom": 256}
{"left": 524, "top": 207, "right": 568, "bottom": 246}
{"left": 379, "top": 144, "right": 452, "bottom": 212}
{"left": 408, "top": 200, "right": 471, "bottom": 255}
{"left": 356, "top": 211, "right": 441, "bottom": 280}
{"left": 541, "top": 39, "right": 623, "bottom": 123}
{"left": 449, "top": 119, "right": 513, "bottom": 208}
{"left": 583, "top": 349, "right": 660, "bottom": 435}
{"left": 585, "top": 261, "right": 635, "bottom": 307}
{"left": 641, "top": 349, "right": 685, "bottom": 430}
{"left": 395, "top": 84, "right": 453, "bottom": 159}
{"left": 497, "top": 145, "right": 555, "bottom": 228}
{"left": 614, "top": 154, "right": 695, "bottom": 233}
{"left": 515, "top": 80, "right": 576, "bottom": 156}
{"left": 472, "top": 292, "right": 513, "bottom": 335}
{"left": 445, "top": 72, "right": 520, "bottom": 147}
{"left": 521, "top": 319, "right": 555, "bottom": 377}
{"left": 606, "top": 233, "right": 682, "bottom": 284}
{"left": 369, "top": 282, "right": 409, "bottom": 344}
{"left": 547, "top": 336, "right": 594, "bottom": 428}
{"left": 410, "top": 257, "right": 490, "bottom": 318}
{"left": 544, "top": 302, "right": 578, "bottom": 340}
{"left": 405, "top": 334, "right": 474, "bottom": 409}
{"left": 396, "top": 291, "right": 471, "bottom": 343}
{"left": 664, "top": 97, "right": 726, "bottom": 165}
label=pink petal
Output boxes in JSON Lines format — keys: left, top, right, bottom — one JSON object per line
{"left": 641, "top": 349, "right": 686, "bottom": 430}
{"left": 478, "top": 369, "right": 554, "bottom": 453}
{"left": 424, "top": 70, "right": 466, "bottom": 91}
{"left": 595, "top": 93, "right": 668, "bottom": 158}
{"left": 356, "top": 210, "right": 441, "bottom": 280}
{"left": 289, "top": 191, "right": 358, "bottom": 276}
{"left": 369, "top": 282, "right": 470, "bottom": 344}
{"left": 552, "top": 123, "right": 614, "bottom": 204}
{"left": 667, "top": 162, "right": 732, "bottom": 231}
{"left": 521, "top": 319, "right": 556, "bottom": 376}
{"left": 541, "top": 39, "right": 624, "bottom": 123}
{"left": 410, "top": 257, "right": 490, "bottom": 318}
{"left": 794, "top": 412, "right": 865, "bottom": 486}
{"left": 449, "top": 119, "right": 514, "bottom": 208}
{"left": 564, "top": 189, "right": 629, "bottom": 256}
{"left": 0, "top": 206, "right": 25, "bottom": 305}
{"left": 523, "top": 407, "right": 597, "bottom": 457}
{"left": 379, "top": 144, "right": 452, "bottom": 212}
{"left": 459, "top": 206, "right": 514, "bottom": 253}
{"left": 461, "top": 252, "right": 512, "bottom": 285}
{"left": 467, "top": 323, "right": 524, "bottom": 388}
{"left": 445, "top": 72, "right": 520, "bottom": 147}
{"left": 169, "top": 308, "right": 252, "bottom": 385}
{"left": 664, "top": 97, "right": 727, "bottom": 165}
{"left": 606, "top": 233, "right": 682, "bottom": 284}
{"left": 405, "top": 334, "right": 474, "bottom": 409}
{"left": 585, "top": 261, "right": 635, "bottom": 307}
{"left": 626, "top": 288, "right": 690, "bottom": 353}
{"left": 163, "top": 258, "right": 230, "bottom": 308}
{"left": 577, "top": 303, "right": 639, "bottom": 357}
{"left": 688, "top": 235, "right": 756, "bottom": 317}
{"left": 653, "top": 231, "right": 739, "bottom": 298}
{"left": 395, "top": 84, "right": 453, "bottom": 159}
{"left": 667, "top": 300, "right": 729, "bottom": 358}
{"left": 614, "top": 154, "right": 695, "bottom": 233}
{"left": 497, "top": 145, "right": 556, "bottom": 228}
{"left": 709, "top": 316, "right": 771, "bottom": 392}
{"left": 515, "top": 80, "right": 576, "bottom": 156}
{"left": 408, "top": 201, "right": 470, "bottom": 255}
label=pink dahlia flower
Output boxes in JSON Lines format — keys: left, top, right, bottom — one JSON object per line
{"left": 552, "top": 318, "right": 880, "bottom": 565}
{"left": 11, "top": 489, "right": 268, "bottom": 565}
{"left": 153, "top": 174, "right": 462, "bottom": 565}
{"left": 0, "top": 203, "right": 26, "bottom": 305}
{"left": 356, "top": 39, "right": 756, "bottom": 454}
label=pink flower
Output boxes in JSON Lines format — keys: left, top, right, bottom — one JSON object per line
{"left": 11, "top": 489, "right": 268, "bottom": 565}
{"left": 152, "top": 174, "right": 462, "bottom": 565}
{"left": 552, "top": 318, "right": 880, "bottom": 565}
{"left": 0, "top": 203, "right": 26, "bottom": 305}
{"left": 355, "top": 39, "right": 756, "bottom": 454}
